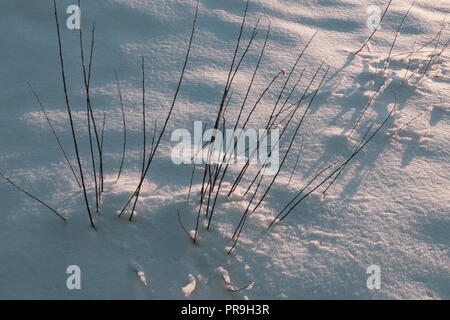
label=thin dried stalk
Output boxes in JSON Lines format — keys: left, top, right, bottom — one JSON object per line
{"left": 115, "top": 72, "right": 127, "bottom": 182}
{"left": 53, "top": 0, "right": 95, "bottom": 228}
{"left": 0, "top": 171, "right": 66, "bottom": 221}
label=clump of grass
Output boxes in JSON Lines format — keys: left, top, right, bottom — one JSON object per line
{"left": 228, "top": 66, "right": 330, "bottom": 254}
{"left": 183, "top": 0, "right": 324, "bottom": 248}
{"left": 226, "top": 31, "right": 319, "bottom": 199}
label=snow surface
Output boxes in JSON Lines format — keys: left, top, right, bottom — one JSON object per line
{"left": 0, "top": 0, "right": 449, "bottom": 299}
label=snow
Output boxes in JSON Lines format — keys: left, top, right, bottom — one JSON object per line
{"left": 0, "top": 0, "right": 449, "bottom": 299}
{"left": 181, "top": 274, "right": 197, "bottom": 297}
